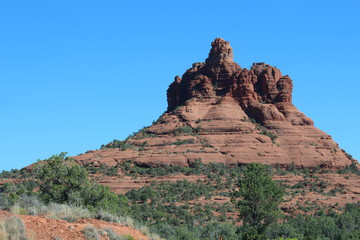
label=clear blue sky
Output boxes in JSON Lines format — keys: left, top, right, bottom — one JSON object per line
{"left": 1, "top": 0, "right": 359, "bottom": 171}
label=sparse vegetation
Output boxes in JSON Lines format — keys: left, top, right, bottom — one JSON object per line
{"left": 254, "top": 122, "right": 278, "bottom": 143}
{"left": 337, "top": 161, "right": 360, "bottom": 176}
{"left": 174, "top": 125, "right": 194, "bottom": 135}
{"left": 242, "top": 116, "right": 257, "bottom": 123}
{"left": 260, "top": 129, "right": 278, "bottom": 143}
{"left": 343, "top": 150, "right": 353, "bottom": 160}
{"left": 171, "top": 139, "right": 196, "bottom": 145}
{"left": 152, "top": 116, "right": 164, "bottom": 125}
{"left": 2, "top": 155, "right": 360, "bottom": 240}
{"left": 103, "top": 228, "right": 124, "bottom": 240}
{"left": 1, "top": 216, "right": 28, "bottom": 240}
{"left": 82, "top": 225, "right": 100, "bottom": 240}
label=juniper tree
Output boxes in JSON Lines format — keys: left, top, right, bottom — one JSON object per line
{"left": 235, "top": 163, "right": 284, "bottom": 240}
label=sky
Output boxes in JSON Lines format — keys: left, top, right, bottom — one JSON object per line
{"left": 1, "top": 0, "right": 359, "bottom": 171}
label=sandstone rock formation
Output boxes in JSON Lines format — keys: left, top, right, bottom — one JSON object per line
{"left": 75, "top": 38, "right": 354, "bottom": 169}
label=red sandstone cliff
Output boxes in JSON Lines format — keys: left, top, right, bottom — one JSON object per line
{"left": 75, "top": 38, "right": 354, "bottom": 169}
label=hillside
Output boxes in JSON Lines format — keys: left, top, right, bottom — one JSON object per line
{"left": 74, "top": 38, "right": 354, "bottom": 169}
{"left": 0, "top": 210, "right": 149, "bottom": 240}
{"left": 1, "top": 38, "right": 359, "bottom": 240}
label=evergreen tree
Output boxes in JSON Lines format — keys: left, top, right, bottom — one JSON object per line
{"left": 235, "top": 163, "right": 284, "bottom": 240}
{"left": 35, "top": 152, "right": 88, "bottom": 204}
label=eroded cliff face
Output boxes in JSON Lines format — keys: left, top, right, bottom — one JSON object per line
{"left": 75, "top": 38, "right": 354, "bottom": 169}
{"left": 167, "top": 38, "right": 311, "bottom": 125}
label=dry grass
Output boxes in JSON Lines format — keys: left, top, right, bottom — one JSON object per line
{"left": 82, "top": 225, "right": 100, "bottom": 240}
{"left": 0, "top": 216, "right": 28, "bottom": 240}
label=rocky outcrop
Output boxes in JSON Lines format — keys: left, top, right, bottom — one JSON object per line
{"left": 75, "top": 38, "right": 354, "bottom": 169}
{"left": 167, "top": 38, "right": 305, "bottom": 124}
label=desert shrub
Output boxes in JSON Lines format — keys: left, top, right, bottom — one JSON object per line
{"left": 326, "top": 186, "right": 344, "bottom": 196}
{"left": 101, "top": 139, "right": 149, "bottom": 151}
{"left": 81, "top": 184, "right": 121, "bottom": 213}
{"left": 127, "top": 180, "right": 215, "bottom": 204}
{"left": 154, "top": 223, "right": 239, "bottom": 240}
{"left": 128, "top": 127, "right": 157, "bottom": 140}
{"left": 266, "top": 223, "right": 301, "bottom": 240}
{"left": 276, "top": 204, "right": 360, "bottom": 240}
{"left": 46, "top": 203, "right": 94, "bottom": 222}
{"left": 174, "top": 125, "right": 194, "bottom": 135}
{"left": 343, "top": 151, "right": 353, "bottom": 160}
{"left": 82, "top": 225, "right": 100, "bottom": 240}
{"left": 36, "top": 153, "right": 88, "bottom": 204}
{"left": 0, "top": 224, "right": 6, "bottom": 240}
{"left": 102, "top": 126, "right": 157, "bottom": 149}
{"left": 104, "top": 166, "right": 119, "bottom": 176}
{"left": 10, "top": 204, "right": 27, "bottom": 215}
{"left": 119, "top": 159, "right": 243, "bottom": 179}
{"left": 103, "top": 228, "right": 121, "bottom": 240}
{"left": 0, "top": 180, "right": 38, "bottom": 211}
{"left": 199, "top": 222, "right": 239, "bottom": 240}
{"left": 9, "top": 195, "right": 93, "bottom": 221}
{"left": 95, "top": 210, "right": 135, "bottom": 228}
{"left": 3, "top": 216, "right": 28, "bottom": 240}
{"left": 260, "top": 129, "right": 278, "bottom": 143}
{"left": 0, "top": 183, "right": 21, "bottom": 209}
{"left": 298, "top": 216, "right": 338, "bottom": 240}
{"left": 101, "top": 139, "right": 133, "bottom": 150}
{"left": 0, "top": 169, "right": 34, "bottom": 179}
{"left": 119, "top": 235, "right": 135, "bottom": 240}
{"left": 8, "top": 195, "right": 41, "bottom": 215}
{"left": 286, "top": 163, "right": 298, "bottom": 173}
{"left": 35, "top": 153, "right": 129, "bottom": 216}
{"left": 0, "top": 169, "right": 21, "bottom": 179}
{"left": 337, "top": 162, "right": 360, "bottom": 176}
{"left": 341, "top": 229, "right": 360, "bottom": 240}
{"left": 7, "top": 157, "right": 360, "bottom": 240}
{"left": 171, "top": 139, "right": 196, "bottom": 145}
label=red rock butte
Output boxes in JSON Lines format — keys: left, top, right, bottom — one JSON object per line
{"left": 75, "top": 38, "right": 354, "bottom": 169}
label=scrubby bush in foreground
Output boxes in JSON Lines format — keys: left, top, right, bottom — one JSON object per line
{"left": 0, "top": 216, "right": 28, "bottom": 240}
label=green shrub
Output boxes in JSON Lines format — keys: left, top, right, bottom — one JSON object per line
{"left": 81, "top": 184, "right": 122, "bottom": 213}
{"left": 119, "top": 235, "right": 135, "bottom": 240}
{"left": 172, "top": 139, "right": 196, "bottom": 145}
{"left": 337, "top": 162, "right": 360, "bottom": 176}
{"left": 103, "top": 228, "right": 135, "bottom": 240}
{"left": 36, "top": 153, "right": 88, "bottom": 204}
{"left": 0, "top": 169, "right": 22, "bottom": 179}
{"left": 101, "top": 139, "right": 134, "bottom": 150}
{"left": 260, "top": 129, "right": 278, "bottom": 143}
{"left": 343, "top": 151, "right": 353, "bottom": 160}
{"left": 104, "top": 166, "right": 119, "bottom": 176}
{"left": 200, "top": 222, "right": 238, "bottom": 240}
{"left": 174, "top": 125, "right": 194, "bottom": 135}
{"left": 266, "top": 223, "right": 301, "bottom": 239}
{"left": 103, "top": 228, "right": 122, "bottom": 240}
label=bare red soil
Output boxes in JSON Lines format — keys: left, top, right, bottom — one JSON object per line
{"left": 0, "top": 210, "right": 150, "bottom": 240}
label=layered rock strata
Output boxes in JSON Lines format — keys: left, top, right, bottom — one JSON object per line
{"left": 75, "top": 38, "right": 354, "bottom": 169}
